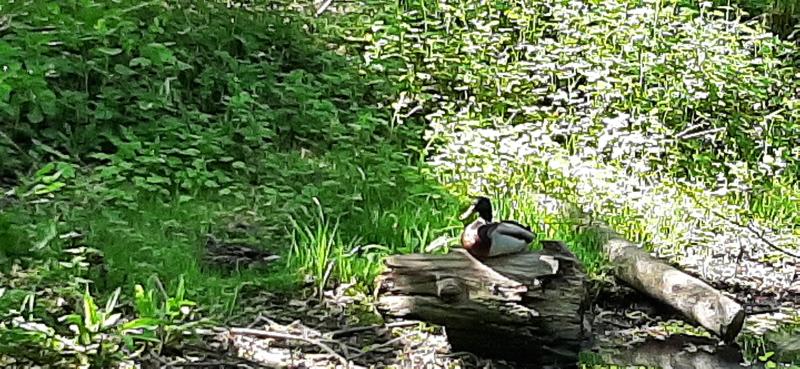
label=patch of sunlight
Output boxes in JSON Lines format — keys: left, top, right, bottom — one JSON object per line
{"left": 424, "top": 116, "right": 800, "bottom": 299}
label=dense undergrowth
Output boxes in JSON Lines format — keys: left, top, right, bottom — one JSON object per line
{"left": 1, "top": 0, "right": 799, "bottom": 367}
{"left": 0, "top": 1, "right": 465, "bottom": 366}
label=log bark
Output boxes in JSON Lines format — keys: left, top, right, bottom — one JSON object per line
{"left": 588, "top": 222, "right": 745, "bottom": 342}
{"left": 375, "top": 241, "right": 592, "bottom": 367}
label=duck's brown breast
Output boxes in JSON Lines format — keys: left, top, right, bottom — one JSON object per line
{"left": 461, "top": 223, "right": 491, "bottom": 259}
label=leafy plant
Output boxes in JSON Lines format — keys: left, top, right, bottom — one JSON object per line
{"left": 125, "top": 275, "right": 202, "bottom": 352}
{"left": 57, "top": 288, "right": 125, "bottom": 368}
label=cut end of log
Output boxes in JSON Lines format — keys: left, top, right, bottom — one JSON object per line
{"left": 721, "top": 308, "right": 746, "bottom": 343}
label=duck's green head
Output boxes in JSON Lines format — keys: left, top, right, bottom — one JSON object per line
{"left": 459, "top": 196, "right": 493, "bottom": 222}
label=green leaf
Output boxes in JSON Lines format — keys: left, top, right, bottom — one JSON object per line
{"left": 34, "top": 163, "right": 56, "bottom": 178}
{"left": 146, "top": 176, "right": 169, "bottom": 184}
{"left": 56, "top": 162, "right": 76, "bottom": 179}
{"left": 127, "top": 333, "right": 162, "bottom": 343}
{"left": 179, "top": 148, "right": 201, "bottom": 156}
{"left": 31, "top": 220, "right": 57, "bottom": 251}
{"left": 105, "top": 287, "right": 121, "bottom": 313}
{"left": 102, "top": 313, "right": 122, "bottom": 329}
{"left": 94, "top": 105, "right": 114, "bottom": 120}
{"left": 38, "top": 90, "right": 58, "bottom": 116}
{"left": 129, "top": 57, "right": 152, "bottom": 67}
{"left": 114, "top": 64, "right": 137, "bottom": 76}
{"left": 59, "top": 314, "right": 84, "bottom": 326}
{"left": 176, "top": 275, "right": 185, "bottom": 301}
{"left": 26, "top": 107, "right": 44, "bottom": 124}
{"left": 176, "top": 60, "right": 193, "bottom": 71}
{"left": 0, "top": 83, "right": 12, "bottom": 102}
{"left": 141, "top": 43, "right": 175, "bottom": 65}
{"left": 97, "top": 47, "right": 123, "bottom": 56}
{"left": 82, "top": 290, "right": 99, "bottom": 327}
{"left": 41, "top": 170, "right": 63, "bottom": 184}
{"left": 120, "top": 318, "right": 163, "bottom": 331}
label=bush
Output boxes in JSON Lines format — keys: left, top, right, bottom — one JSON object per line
{"left": 358, "top": 0, "right": 800, "bottom": 188}
{"left": 0, "top": 1, "right": 409, "bottom": 189}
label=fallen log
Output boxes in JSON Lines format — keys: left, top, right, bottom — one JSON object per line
{"left": 586, "top": 221, "right": 745, "bottom": 342}
{"left": 374, "top": 241, "right": 592, "bottom": 367}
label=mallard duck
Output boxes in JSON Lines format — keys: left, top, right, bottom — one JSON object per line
{"left": 459, "top": 196, "right": 535, "bottom": 260}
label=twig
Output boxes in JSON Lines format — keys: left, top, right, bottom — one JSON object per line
{"left": 247, "top": 314, "right": 280, "bottom": 328}
{"left": 674, "top": 122, "right": 706, "bottom": 139}
{"left": 440, "top": 350, "right": 482, "bottom": 361}
{"left": 170, "top": 342, "right": 266, "bottom": 368}
{"left": 170, "top": 361, "right": 249, "bottom": 368}
{"left": 685, "top": 191, "right": 800, "bottom": 259}
{"left": 228, "top": 327, "right": 350, "bottom": 367}
{"left": 678, "top": 127, "right": 725, "bottom": 140}
{"left": 385, "top": 320, "right": 422, "bottom": 328}
{"left": 325, "top": 320, "right": 423, "bottom": 338}
{"left": 0, "top": 130, "right": 34, "bottom": 162}
{"left": 349, "top": 332, "right": 417, "bottom": 359}
{"left": 709, "top": 209, "right": 800, "bottom": 259}
{"left": 152, "top": 276, "right": 170, "bottom": 301}
{"left": 325, "top": 325, "right": 379, "bottom": 338}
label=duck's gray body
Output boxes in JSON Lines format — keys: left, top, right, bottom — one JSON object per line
{"left": 485, "top": 222, "right": 535, "bottom": 256}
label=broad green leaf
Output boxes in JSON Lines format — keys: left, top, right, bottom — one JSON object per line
{"left": 0, "top": 83, "right": 10, "bottom": 102}
{"left": 33, "top": 182, "right": 66, "bottom": 195}
{"left": 97, "top": 47, "right": 123, "bottom": 56}
{"left": 129, "top": 57, "right": 152, "bottom": 67}
{"left": 56, "top": 162, "right": 76, "bottom": 179}
{"left": 34, "top": 163, "right": 56, "bottom": 178}
{"left": 26, "top": 107, "right": 44, "bottom": 124}
{"left": 114, "top": 64, "right": 137, "bottom": 76}
{"left": 31, "top": 221, "right": 57, "bottom": 250}
{"left": 105, "top": 287, "right": 121, "bottom": 313}
{"left": 120, "top": 318, "right": 163, "bottom": 331}
{"left": 38, "top": 90, "right": 58, "bottom": 116}
{"left": 102, "top": 313, "right": 122, "bottom": 329}
{"left": 179, "top": 148, "right": 201, "bottom": 156}
{"left": 176, "top": 60, "right": 193, "bottom": 71}
{"left": 146, "top": 176, "right": 169, "bottom": 184}
{"left": 58, "top": 314, "right": 84, "bottom": 326}
{"left": 94, "top": 106, "right": 114, "bottom": 120}
{"left": 82, "top": 290, "right": 98, "bottom": 327}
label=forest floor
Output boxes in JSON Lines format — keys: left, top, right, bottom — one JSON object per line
{"left": 120, "top": 225, "right": 800, "bottom": 369}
